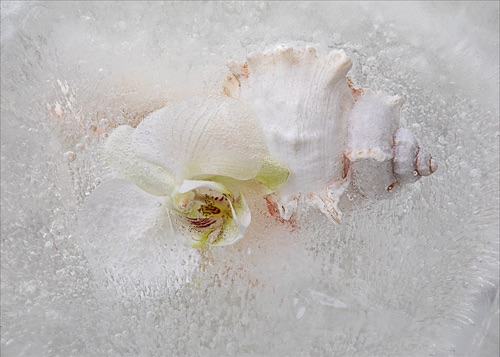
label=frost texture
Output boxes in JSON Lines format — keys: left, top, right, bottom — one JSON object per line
{"left": 1, "top": 2, "right": 499, "bottom": 357}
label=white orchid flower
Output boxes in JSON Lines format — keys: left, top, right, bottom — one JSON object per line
{"left": 97, "top": 95, "right": 289, "bottom": 248}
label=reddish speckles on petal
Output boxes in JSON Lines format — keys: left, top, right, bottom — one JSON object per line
{"left": 185, "top": 217, "right": 217, "bottom": 229}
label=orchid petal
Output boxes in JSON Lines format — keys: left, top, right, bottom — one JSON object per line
{"left": 77, "top": 179, "right": 197, "bottom": 288}
{"left": 254, "top": 155, "right": 290, "bottom": 192}
{"left": 79, "top": 179, "right": 166, "bottom": 253}
{"left": 132, "top": 96, "right": 266, "bottom": 181}
{"left": 213, "top": 192, "right": 251, "bottom": 247}
{"left": 177, "top": 179, "right": 231, "bottom": 195}
{"left": 179, "top": 154, "right": 290, "bottom": 199}
{"left": 103, "top": 125, "right": 175, "bottom": 196}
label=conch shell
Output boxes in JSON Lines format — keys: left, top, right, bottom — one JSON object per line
{"left": 223, "top": 45, "right": 437, "bottom": 223}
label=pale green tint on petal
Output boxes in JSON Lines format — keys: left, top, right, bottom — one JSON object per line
{"left": 132, "top": 96, "right": 266, "bottom": 181}
{"left": 192, "top": 155, "right": 290, "bottom": 199}
{"left": 211, "top": 192, "right": 250, "bottom": 247}
{"left": 103, "top": 125, "right": 175, "bottom": 196}
{"left": 254, "top": 155, "right": 290, "bottom": 192}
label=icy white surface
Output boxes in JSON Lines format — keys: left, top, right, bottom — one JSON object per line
{"left": 1, "top": 2, "right": 499, "bottom": 356}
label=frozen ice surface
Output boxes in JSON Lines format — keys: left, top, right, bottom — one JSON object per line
{"left": 1, "top": 1, "right": 498, "bottom": 356}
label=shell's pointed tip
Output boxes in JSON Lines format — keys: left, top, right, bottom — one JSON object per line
{"left": 327, "top": 48, "right": 347, "bottom": 58}
{"left": 326, "top": 49, "right": 352, "bottom": 73}
{"left": 430, "top": 158, "right": 438, "bottom": 173}
{"left": 275, "top": 45, "right": 293, "bottom": 52}
{"left": 305, "top": 45, "right": 317, "bottom": 55}
{"left": 416, "top": 148, "right": 436, "bottom": 177}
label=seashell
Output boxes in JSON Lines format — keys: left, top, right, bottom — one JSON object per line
{"left": 224, "top": 45, "right": 437, "bottom": 222}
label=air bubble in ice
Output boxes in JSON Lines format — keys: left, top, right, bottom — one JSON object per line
{"left": 226, "top": 342, "right": 237, "bottom": 354}
{"left": 63, "top": 151, "right": 77, "bottom": 162}
{"left": 296, "top": 306, "right": 306, "bottom": 319}
{"left": 75, "top": 143, "right": 85, "bottom": 152}
{"left": 99, "top": 119, "right": 110, "bottom": 128}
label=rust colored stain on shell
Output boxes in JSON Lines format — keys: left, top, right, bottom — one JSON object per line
{"left": 347, "top": 77, "right": 363, "bottom": 98}
{"left": 222, "top": 74, "right": 239, "bottom": 97}
{"left": 240, "top": 62, "right": 249, "bottom": 79}
{"left": 342, "top": 153, "right": 350, "bottom": 179}
{"left": 354, "top": 149, "right": 375, "bottom": 156}
{"left": 264, "top": 196, "right": 296, "bottom": 229}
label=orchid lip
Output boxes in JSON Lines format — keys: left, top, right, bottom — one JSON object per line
{"left": 168, "top": 180, "right": 250, "bottom": 247}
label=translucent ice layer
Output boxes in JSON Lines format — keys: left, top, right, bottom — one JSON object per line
{"left": 1, "top": 2, "right": 498, "bottom": 357}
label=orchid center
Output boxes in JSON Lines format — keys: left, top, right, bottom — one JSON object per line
{"left": 171, "top": 186, "right": 238, "bottom": 247}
